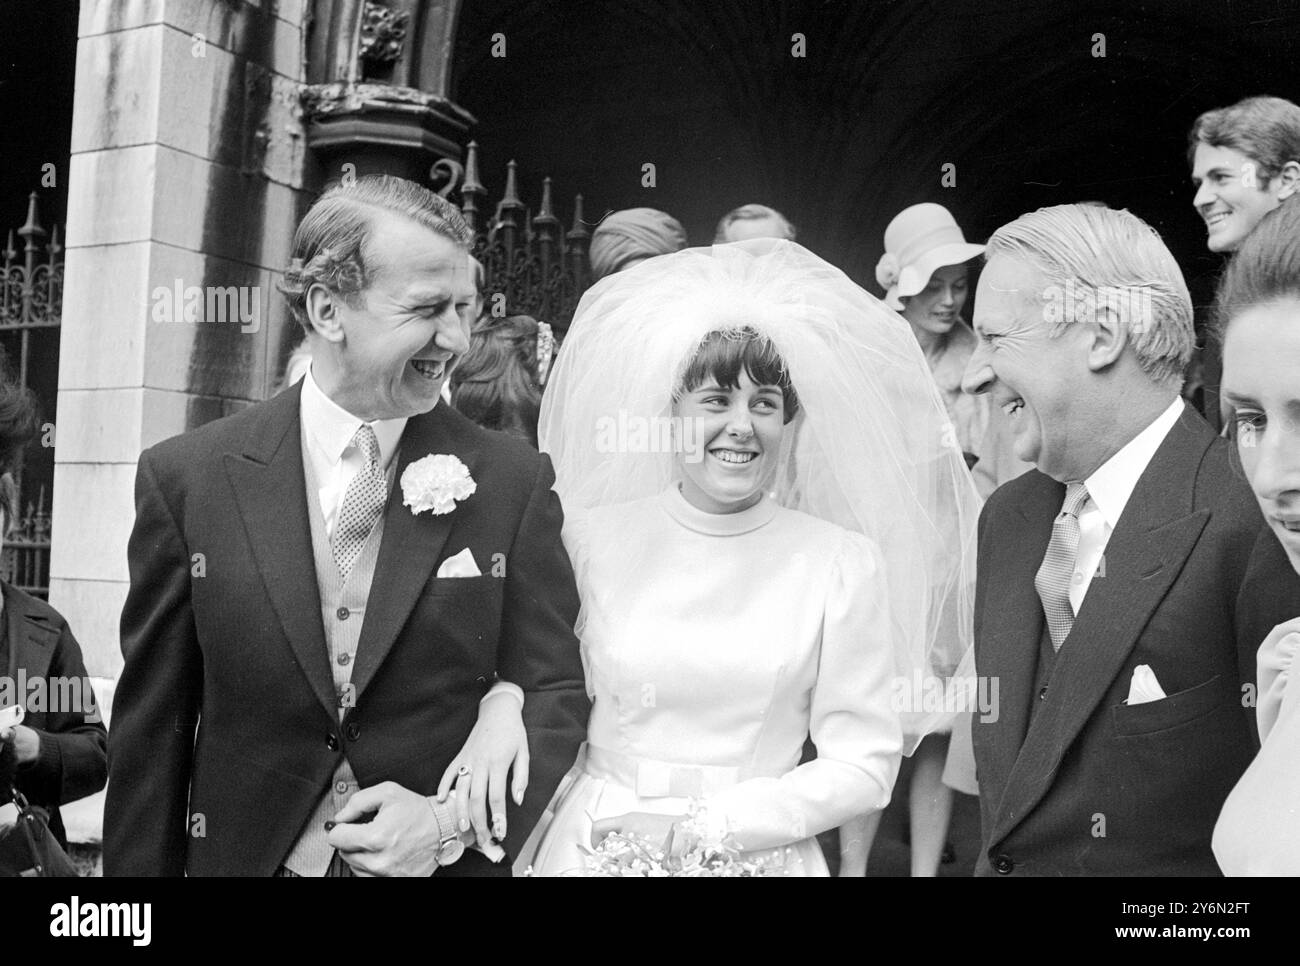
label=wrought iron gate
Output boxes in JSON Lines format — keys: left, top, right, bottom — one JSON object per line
{"left": 0, "top": 192, "right": 61, "bottom": 598}
{"left": 435, "top": 141, "right": 593, "bottom": 332}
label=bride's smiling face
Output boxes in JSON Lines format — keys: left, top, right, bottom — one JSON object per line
{"left": 674, "top": 369, "right": 786, "bottom": 514}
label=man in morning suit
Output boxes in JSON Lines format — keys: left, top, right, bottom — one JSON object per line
{"left": 960, "top": 203, "right": 1300, "bottom": 876}
{"left": 103, "top": 175, "right": 589, "bottom": 876}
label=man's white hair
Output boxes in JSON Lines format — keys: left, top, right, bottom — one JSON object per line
{"left": 986, "top": 204, "right": 1194, "bottom": 388}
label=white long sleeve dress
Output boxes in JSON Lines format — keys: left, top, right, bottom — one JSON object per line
{"left": 1213, "top": 617, "right": 1300, "bottom": 875}
{"left": 524, "top": 485, "right": 904, "bottom": 876}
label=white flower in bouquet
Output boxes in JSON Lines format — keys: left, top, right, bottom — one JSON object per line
{"left": 580, "top": 803, "right": 786, "bottom": 877}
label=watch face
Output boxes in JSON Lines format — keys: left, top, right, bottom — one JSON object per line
{"left": 439, "top": 838, "right": 465, "bottom": 865}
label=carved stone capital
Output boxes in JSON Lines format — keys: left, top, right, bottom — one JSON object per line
{"left": 300, "top": 81, "right": 477, "bottom": 179}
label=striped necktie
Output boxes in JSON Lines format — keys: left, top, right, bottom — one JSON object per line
{"left": 1034, "top": 482, "right": 1090, "bottom": 651}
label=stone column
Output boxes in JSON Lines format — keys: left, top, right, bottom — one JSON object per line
{"left": 52, "top": 0, "right": 310, "bottom": 733}
{"left": 52, "top": 0, "right": 475, "bottom": 847}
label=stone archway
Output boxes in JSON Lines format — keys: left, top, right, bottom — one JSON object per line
{"left": 434, "top": 0, "right": 1300, "bottom": 289}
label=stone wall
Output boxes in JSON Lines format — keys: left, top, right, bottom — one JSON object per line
{"left": 53, "top": 0, "right": 313, "bottom": 844}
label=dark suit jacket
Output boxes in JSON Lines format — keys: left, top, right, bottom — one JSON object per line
{"left": 971, "top": 403, "right": 1300, "bottom": 876}
{"left": 103, "top": 386, "right": 589, "bottom": 876}
{"left": 0, "top": 582, "right": 108, "bottom": 848}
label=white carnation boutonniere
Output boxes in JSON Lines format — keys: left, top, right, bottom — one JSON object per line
{"left": 401, "top": 454, "right": 477, "bottom": 516}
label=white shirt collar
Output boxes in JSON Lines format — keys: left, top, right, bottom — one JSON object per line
{"left": 299, "top": 366, "right": 407, "bottom": 470}
{"left": 1083, "top": 397, "right": 1184, "bottom": 529}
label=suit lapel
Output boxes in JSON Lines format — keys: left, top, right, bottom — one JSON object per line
{"left": 350, "top": 404, "right": 481, "bottom": 700}
{"left": 224, "top": 386, "right": 336, "bottom": 721}
{"left": 988, "top": 406, "right": 1215, "bottom": 846}
{"left": 3, "top": 585, "right": 60, "bottom": 684}
{"left": 979, "top": 473, "right": 1060, "bottom": 801}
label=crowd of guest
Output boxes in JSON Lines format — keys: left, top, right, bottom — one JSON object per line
{"left": 9, "top": 90, "right": 1298, "bottom": 878}
{"left": 422, "top": 92, "right": 1300, "bottom": 877}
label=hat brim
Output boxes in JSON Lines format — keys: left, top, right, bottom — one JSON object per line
{"left": 894, "top": 242, "right": 986, "bottom": 301}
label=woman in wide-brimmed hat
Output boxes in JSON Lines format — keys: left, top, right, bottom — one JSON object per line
{"left": 841, "top": 203, "right": 1029, "bottom": 877}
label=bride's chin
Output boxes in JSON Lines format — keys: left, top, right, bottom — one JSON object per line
{"left": 714, "top": 485, "right": 765, "bottom": 508}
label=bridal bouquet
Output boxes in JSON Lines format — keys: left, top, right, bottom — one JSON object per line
{"left": 581, "top": 805, "right": 785, "bottom": 877}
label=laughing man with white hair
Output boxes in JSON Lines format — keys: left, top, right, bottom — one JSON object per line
{"left": 959, "top": 202, "right": 1300, "bottom": 876}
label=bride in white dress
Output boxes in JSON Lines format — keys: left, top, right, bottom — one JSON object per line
{"left": 515, "top": 239, "right": 980, "bottom": 875}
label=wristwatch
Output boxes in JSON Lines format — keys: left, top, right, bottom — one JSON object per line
{"left": 428, "top": 797, "right": 465, "bottom": 866}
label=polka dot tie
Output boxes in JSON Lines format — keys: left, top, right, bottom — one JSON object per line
{"left": 332, "top": 424, "right": 387, "bottom": 580}
{"left": 1034, "top": 482, "right": 1090, "bottom": 652}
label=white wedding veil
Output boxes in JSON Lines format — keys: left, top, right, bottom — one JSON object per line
{"left": 538, "top": 239, "right": 980, "bottom": 747}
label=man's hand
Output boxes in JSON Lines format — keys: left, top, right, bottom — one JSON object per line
{"left": 0, "top": 724, "right": 39, "bottom": 766}
{"left": 327, "top": 781, "right": 442, "bottom": 877}
{"left": 0, "top": 802, "right": 18, "bottom": 837}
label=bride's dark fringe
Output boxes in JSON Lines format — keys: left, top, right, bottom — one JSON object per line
{"left": 676, "top": 327, "right": 801, "bottom": 422}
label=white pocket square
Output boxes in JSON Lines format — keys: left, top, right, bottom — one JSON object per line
{"left": 1125, "top": 664, "right": 1168, "bottom": 705}
{"left": 436, "top": 547, "right": 482, "bottom": 579}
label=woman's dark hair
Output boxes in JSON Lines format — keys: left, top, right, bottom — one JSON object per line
{"left": 450, "top": 314, "right": 544, "bottom": 447}
{"left": 0, "top": 369, "right": 39, "bottom": 535}
{"left": 1214, "top": 199, "right": 1300, "bottom": 344}
{"left": 676, "top": 327, "right": 800, "bottom": 422}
